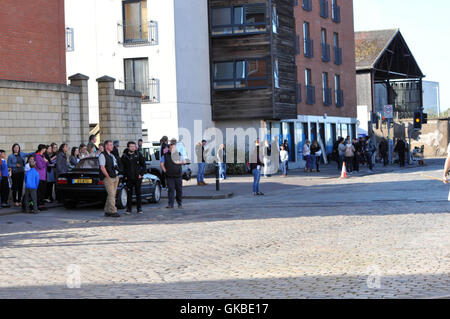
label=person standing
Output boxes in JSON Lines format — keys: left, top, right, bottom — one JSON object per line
{"left": 160, "top": 141, "right": 186, "bottom": 209}
{"left": 363, "top": 137, "right": 374, "bottom": 172}
{"left": 69, "top": 147, "right": 80, "bottom": 168}
{"left": 263, "top": 140, "right": 272, "bottom": 178}
{"left": 98, "top": 143, "right": 105, "bottom": 155}
{"left": 138, "top": 139, "right": 144, "bottom": 155}
{"left": 352, "top": 138, "right": 361, "bottom": 173}
{"left": 23, "top": 158, "right": 40, "bottom": 214}
{"left": 87, "top": 135, "right": 99, "bottom": 153}
{"left": 159, "top": 136, "right": 169, "bottom": 189}
{"left": 280, "top": 145, "right": 289, "bottom": 177}
{"left": 79, "top": 144, "right": 89, "bottom": 159}
{"left": 303, "top": 140, "right": 312, "bottom": 173}
{"left": 196, "top": 140, "right": 208, "bottom": 186}
{"left": 0, "top": 150, "right": 10, "bottom": 208}
{"left": 55, "top": 144, "right": 69, "bottom": 178}
{"left": 35, "top": 145, "right": 49, "bottom": 211}
{"left": 112, "top": 140, "right": 123, "bottom": 172}
{"left": 99, "top": 140, "right": 120, "bottom": 218}
{"left": 45, "top": 144, "right": 57, "bottom": 203}
{"left": 310, "top": 141, "right": 321, "bottom": 173}
{"left": 250, "top": 139, "right": 264, "bottom": 196}
{"left": 217, "top": 144, "right": 227, "bottom": 180}
{"left": 394, "top": 138, "right": 407, "bottom": 167}
{"left": 121, "top": 141, "right": 146, "bottom": 215}
{"left": 379, "top": 138, "right": 389, "bottom": 167}
{"left": 338, "top": 138, "right": 346, "bottom": 171}
{"left": 345, "top": 141, "right": 356, "bottom": 174}
{"left": 8, "top": 144, "right": 33, "bottom": 207}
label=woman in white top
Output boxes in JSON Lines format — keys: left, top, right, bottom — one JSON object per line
{"left": 280, "top": 145, "right": 289, "bottom": 177}
{"left": 303, "top": 140, "right": 312, "bottom": 172}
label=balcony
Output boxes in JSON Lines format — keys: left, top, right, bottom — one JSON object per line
{"left": 332, "top": 4, "right": 341, "bottom": 23}
{"left": 306, "top": 85, "right": 316, "bottom": 105}
{"left": 124, "top": 78, "right": 160, "bottom": 103}
{"left": 304, "top": 38, "right": 314, "bottom": 58}
{"left": 321, "top": 43, "right": 330, "bottom": 62}
{"left": 336, "top": 89, "right": 344, "bottom": 107}
{"left": 323, "top": 88, "right": 332, "bottom": 106}
{"left": 302, "top": 0, "right": 312, "bottom": 11}
{"left": 320, "top": 0, "right": 329, "bottom": 18}
{"left": 118, "top": 20, "right": 158, "bottom": 46}
{"left": 334, "top": 46, "right": 342, "bottom": 65}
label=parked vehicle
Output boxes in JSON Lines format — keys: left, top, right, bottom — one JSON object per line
{"left": 56, "top": 157, "right": 161, "bottom": 209}
{"left": 141, "top": 142, "right": 192, "bottom": 181}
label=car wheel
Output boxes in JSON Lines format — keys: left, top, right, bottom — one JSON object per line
{"left": 150, "top": 182, "right": 161, "bottom": 203}
{"left": 63, "top": 200, "right": 77, "bottom": 209}
{"left": 116, "top": 187, "right": 128, "bottom": 209}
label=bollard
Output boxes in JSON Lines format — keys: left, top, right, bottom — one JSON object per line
{"left": 215, "top": 162, "right": 220, "bottom": 191}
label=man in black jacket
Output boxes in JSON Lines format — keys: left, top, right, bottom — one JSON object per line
{"left": 121, "top": 141, "right": 146, "bottom": 214}
{"left": 160, "top": 140, "right": 186, "bottom": 209}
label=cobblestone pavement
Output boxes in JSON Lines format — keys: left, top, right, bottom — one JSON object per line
{"left": 0, "top": 161, "right": 449, "bottom": 299}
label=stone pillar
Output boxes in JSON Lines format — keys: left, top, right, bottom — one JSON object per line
{"left": 69, "top": 73, "right": 90, "bottom": 143}
{"left": 97, "top": 75, "right": 117, "bottom": 145}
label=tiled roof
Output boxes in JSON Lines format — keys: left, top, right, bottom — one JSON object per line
{"left": 355, "top": 29, "right": 399, "bottom": 70}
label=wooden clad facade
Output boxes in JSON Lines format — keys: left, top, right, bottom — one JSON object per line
{"left": 208, "top": 0, "right": 297, "bottom": 121}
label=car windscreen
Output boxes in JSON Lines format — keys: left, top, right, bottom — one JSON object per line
{"left": 75, "top": 158, "right": 99, "bottom": 169}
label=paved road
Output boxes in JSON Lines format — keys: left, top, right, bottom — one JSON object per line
{"left": 0, "top": 161, "right": 449, "bottom": 298}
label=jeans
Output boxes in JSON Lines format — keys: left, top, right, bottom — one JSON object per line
{"left": 167, "top": 177, "right": 182, "bottom": 207}
{"left": 24, "top": 188, "right": 38, "bottom": 213}
{"left": 364, "top": 152, "right": 373, "bottom": 170}
{"left": 11, "top": 172, "right": 24, "bottom": 203}
{"left": 345, "top": 156, "right": 354, "bottom": 172}
{"left": 104, "top": 176, "right": 119, "bottom": 214}
{"left": 252, "top": 168, "right": 261, "bottom": 193}
{"left": 304, "top": 155, "right": 312, "bottom": 170}
{"left": 197, "top": 162, "right": 206, "bottom": 183}
{"left": 1, "top": 177, "right": 10, "bottom": 205}
{"left": 126, "top": 179, "right": 142, "bottom": 211}
{"left": 219, "top": 163, "right": 226, "bottom": 179}
{"left": 281, "top": 160, "right": 288, "bottom": 175}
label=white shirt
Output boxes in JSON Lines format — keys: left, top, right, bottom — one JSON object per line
{"left": 280, "top": 150, "right": 289, "bottom": 162}
{"left": 303, "top": 144, "right": 311, "bottom": 156}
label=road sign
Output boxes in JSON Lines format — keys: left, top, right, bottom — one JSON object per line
{"left": 384, "top": 105, "right": 394, "bottom": 119}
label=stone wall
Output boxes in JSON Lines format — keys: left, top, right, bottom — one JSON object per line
{"left": 97, "top": 76, "right": 142, "bottom": 154}
{"left": 0, "top": 74, "right": 90, "bottom": 153}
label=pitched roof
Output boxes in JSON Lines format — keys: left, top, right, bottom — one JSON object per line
{"left": 355, "top": 29, "right": 399, "bottom": 70}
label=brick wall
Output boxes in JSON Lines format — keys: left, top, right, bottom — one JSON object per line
{"left": 294, "top": 0, "right": 357, "bottom": 118}
{"left": 0, "top": 0, "right": 66, "bottom": 84}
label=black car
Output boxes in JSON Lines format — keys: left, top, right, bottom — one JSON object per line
{"left": 56, "top": 157, "right": 161, "bottom": 209}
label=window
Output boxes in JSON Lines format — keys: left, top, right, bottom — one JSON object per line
{"left": 296, "top": 84, "right": 302, "bottom": 103}
{"left": 296, "top": 35, "right": 301, "bottom": 55}
{"left": 321, "top": 28, "right": 330, "bottom": 62}
{"left": 320, "top": 0, "right": 329, "bottom": 18}
{"left": 335, "top": 74, "right": 343, "bottom": 107}
{"left": 333, "top": 32, "right": 339, "bottom": 48}
{"left": 323, "top": 72, "right": 331, "bottom": 105}
{"left": 213, "top": 58, "right": 268, "bottom": 90}
{"left": 333, "top": 32, "right": 342, "bottom": 65}
{"left": 65, "top": 27, "right": 74, "bottom": 52}
{"left": 305, "top": 69, "right": 315, "bottom": 105}
{"left": 211, "top": 3, "right": 267, "bottom": 36}
{"left": 123, "top": 0, "right": 148, "bottom": 43}
{"left": 274, "top": 59, "right": 279, "bottom": 88}
{"left": 303, "top": 22, "right": 313, "bottom": 58}
{"left": 303, "top": 0, "right": 312, "bottom": 11}
{"left": 272, "top": 5, "right": 279, "bottom": 34}
{"left": 332, "top": 0, "right": 341, "bottom": 23}
{"left": 124, "top": 58, "right": 149, "bottom": 100}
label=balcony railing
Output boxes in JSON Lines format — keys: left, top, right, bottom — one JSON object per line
{"left": 302, "top": 0, "right": 312, "bottom": 11}
{"left": 323, "top": 88, "right": 332, "bottom": 106}
{"left": 118, "top": 20, "right": 158, "bottom": 46}
{"left": 306, "top": 85, "right": 316, "bottom": 105}
{"left": 321, "top": 43, "right": 330, "bottom": 62}
{"left": 124, "top": 78, "right": 160, "bottom": 103}
{"left": 320, "top": 0, "right": 329, "bottom": 18}
{"left": 304, "top": 38, "right": 314, "bottom": 58}
{"left": 334, "top": 46, "right": 342, "bottom": 65}
{"left": 332, "top": 4, "right": 341, "bottom": 23}
{"left": 336, "top": 89, "right": 344, "bottom": 107}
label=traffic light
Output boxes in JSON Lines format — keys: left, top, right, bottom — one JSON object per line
{"left": 414, "top": 111, "right": 422, "bottom": 129}
{"left": 422, "top": 113, "right": 428, "bottom": 124}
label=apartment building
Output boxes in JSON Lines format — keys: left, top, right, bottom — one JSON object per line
{"left": 65, "top": 0, "right": 214, "bottom": 153}
{"left": 282, "top": 0, "right": 357, "bottom": 163}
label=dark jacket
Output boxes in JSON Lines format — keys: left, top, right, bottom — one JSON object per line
{"left": 55, "top": 152, "right": 68, "bottom": 177}
{"left": 379, "top": 140, "right": 388, "bottom": 154}
{"left": 394, "top": 140, "right": 406, "bottom": 153}
{"left": 121, "top": 149, "right": 146, "bottom": 181}
{"left": 250, "top": 146, "right": 264, "bottom": 171}
{"left": 163, "top": 151, "right": 183, "bottom": 178}
{"left": 112, "top": 147, "right": 123, "bottom": 172}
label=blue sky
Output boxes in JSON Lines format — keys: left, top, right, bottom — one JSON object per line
{"left": 354, "top": 0, "right": 450, "bottom": 111}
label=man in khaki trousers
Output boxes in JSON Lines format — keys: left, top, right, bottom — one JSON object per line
{"left": 99, "top": 140, "right": 120, "bottom": 218}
